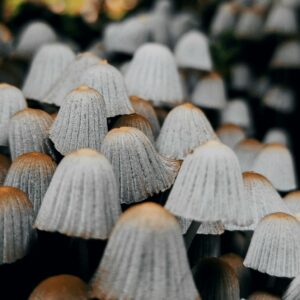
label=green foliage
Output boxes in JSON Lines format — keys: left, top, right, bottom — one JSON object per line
{"left": 210, "top": 31, "right": 241, "bottom": 77}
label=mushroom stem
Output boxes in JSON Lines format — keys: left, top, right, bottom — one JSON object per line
{"left": 184, "top": 221, "right": 201, "bottom": 249}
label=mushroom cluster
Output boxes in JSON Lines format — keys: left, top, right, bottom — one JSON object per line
{"left": 0, "top": 0, "right": 299, "bottom": 299}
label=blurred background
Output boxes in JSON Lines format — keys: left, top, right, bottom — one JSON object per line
{"left": 1, "top": 0, "right": 208, "bottom": 48}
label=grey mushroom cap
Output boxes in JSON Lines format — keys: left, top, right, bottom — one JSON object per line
{"left": 0, "top": 186, "right": 34, "bottom": 264}
{"left": 4, "top": 152, "right": 56, "bottom": 216}
{"left": 9, "top": 108, "right": 53, "bottom": 160}
{"left": 89, "top": 202, "right": 199, "bottom": 300}
{"left": 34, "top": 148, "right": 121, "bottom": 240}
{"left": 49, "top": 86, "right": 108, "bottom": 156}
{"left": 101, "top": 127, "right": 180, "bottom": 204}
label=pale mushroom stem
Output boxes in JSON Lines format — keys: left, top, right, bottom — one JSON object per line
{"left": 184, "top": 220, "right": 201, "bottom": 249}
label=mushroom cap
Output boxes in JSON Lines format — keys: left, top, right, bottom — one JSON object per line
{"left": 271, "top": 41, "right": 300, "bottom": 69}
{"left": 234, "top": 139, "right": 263, "bottom": 172}
{"left": 44, "top": 52, "right": 100, "bottom": 106}
{"left": 244, "top": 212, "right": 300, "bottom": 277}
{"left": 263, "top": 128, "right": 290, "bottom": 146}
{"left": 283, "top": 275, "right": 300, "bottom": 300}
{"left": 34, "top": 148, "right": 121, "bottom": 239}
{"left": 4, "top": 152, "right": 56, "bottom": 215}
{"left": 0, "top": 83, "right": 27, "bottom": 146}
{"left": 0, "top": 155, "right": 10, "bottom": 185}
{"left": 221, "top": 99, "right": 252, "bottom": 129}
{"left": 29, "top": 274, "right": 88, "bottom": 300}
{"left": 125, "top": 43, "right": 184, "bottom": 107}
{"left": 101, "top": 127, "right": 180, "bottom": 204}
{"left": 166, "top": 140, "right": 252, "bottom": 229}
{"left": 235, "top": 9, "right": 264, "bottom": 39}
{"left": 130, "top": 96, "right": 160, "bottom": 137}
{"left": 49, "top": 86, "right": 108, "bottom": 156}
{"left": 191, "top": 72, "right": 227, "bottom": 110}
{"left": 252, "top": 143, "right": 297, "bottom": 192}
{"left": 113, "top": 113, "right": 154, "bottom": 142}
{"left": 194, "top": 257, "right": 240, "bottom": 300}
{"left": 22, "top": 43, "right": 75, "bottom": 101}
{"left": 210, "top": 3, "right": 237, "bottom": 36}
{"left": 156, "top": 103, "right": 217, "bottom": 160}
{"left": 231, "top": 64, "right": 253, "bottom": 92}
{"left": 174, "top": 30, "right": 213, "bottom": 71}
{"left": 79, "top": 62, "right": 134, "bottom": 118}
{"left": 284, "top": 191, "right": 300, "bottom": 214}
{"left": 217, "top": 124, "right": 246, "bottom": 149}
{"left": 264, "top": 5, "right": 298, "bottom": 35}
{"left": 89, "top": 202, "right": 199, "bottom": 300}
{"left": 249, "top": 291, "right": 281, "bottom": 300}
{"left": 240, "top": 172, "right": 291, "bottom": 230}
{"left": 263, "top": 86, "right": 295, "bottom": 114}
{"left": 0, "top": 186, "right": 34, "bottom": 264}
{"left": 9, "top": 108, "right": 53, "bottom": 160}
{"left": 14, "top": 21, "right": 57, "bottom": 58}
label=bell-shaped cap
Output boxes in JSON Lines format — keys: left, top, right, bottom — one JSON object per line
{"left": 284, "top": 191, "right": 300, "bottom": 214}
{"left": 248, "top": 291, "right": 281, "bottom": 300}
{"left": 231, "top": 64, "right": 253, "bottom": 91}
{"left": 174, "top": 30, "right": 213, "bottom": 71}
{"left": 217, "top": 123, "right": 246, "bottom": 149}
{"left": 169, "top": 12, "right": 198, "bottom": 45}
{"left": 147, "top": 0, "right": 172, "bottom": 45}
{"left": 166, "top": 140, "right": 252, "bottom": 229}
{"left": 80, "top": 62, "right": 134, "bottom": 118}
{"left": 35, "top": 149, "right": 121, "bottom": 240}
{"left": 156, "top": 103, "right": 217, "bottom": 160}
{"left": 0, "top": 155, "right": 10, "bottom": 185}
{"left": 29, "top": 275, "right": 88, "bottom": 300}
{"left": 130, "top": 96, "right": 160, "bottom": 137}
{"left": 271, "top": 41, "right": 300, "bottom": 69}
{"left": 0, "top": 84, "right": 27, "bottom": 146}
{"left": 235, "top": 9, "right": 264, "bottom": 39}
{"left": 244, "top": 212, "right": 300, "bottom": 277}
{"left": 283, "top": 275, "right": 300, "bottom": 300}
{"left": 234, "top": 139, "right": 263, "bottom": 172}
{"left": 220, "top": 253, "right": 252, "bottom": 299}
{"left": 4, "top": 152, "right": 56, "bottom": 215}
{"left": 221, "top": 99, "right": 252, "bottom": 129}
{"left": 14, "top": 21, "right": 57, "bottom": 58}
{"left": 263, "top": 86, "right": 295, "bottom": 113}
{"left": 194, "top": 257, "right": 240, "bottom": 300}
{"left": 263, "top": 128, "right": 290, "bottom": 146}
{"left": 0, "top": 186, "right": 34, "bottom": 264}
{"left": 9, "top": 108, "right": 53, "bottom": 160}
{"left": 241, "top": 172, "right": 291, "bottom": 230}
{"left": 113, "top": 114, "right": 154, "bottom": 142}
{"left": 104, "top": 16, "right": 150, "bottom": 55}
{"left": 125, "top": 43, "right": 184, "bottom": 107}
{"left": 89, "top": 202, "right": 199, "bottom": 300}
{"left": 251, "top": 76, "right": 270, "bottom": 98}
{"left": 191, "top": 72, "right": 227, "bottom": 110}
{"left": 210, "top": 3, "right": 237, "bottom": 36}
{"left": 49, "top": 86, "right": 108, "bottom": 156}
{"left": 101, "top": 127, "right": 180, "bottom": 204}
{"left": 44, "top": 52, "right": 99, "bottom": 106}
{"left": 22, "top": 43, "right": 75, "bottom": 101}
{"left": 252, "top": 143, "right": 297, "bottom": 192}
{"left": 264, "top": 5, "right": 298, "bottom": 35}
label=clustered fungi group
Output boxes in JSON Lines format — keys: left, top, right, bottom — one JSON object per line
{"left": 0, "top": 0, "right": 300, "bottom": 299}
